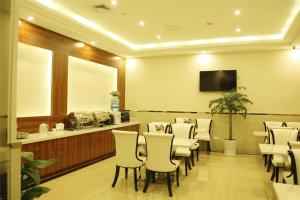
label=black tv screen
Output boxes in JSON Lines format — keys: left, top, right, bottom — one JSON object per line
{"left": 199, "top": 70, "right": 237, "bottom": 91}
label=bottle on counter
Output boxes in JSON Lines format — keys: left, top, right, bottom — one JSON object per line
{"left": 110, "top": 91, "right": 120, "bottom": 112}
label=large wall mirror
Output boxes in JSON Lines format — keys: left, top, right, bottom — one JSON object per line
{"left": 67, "top": 56, "right": 118, "bottom": 113}
{"left": 17, "top": 43, "right": 52, "bottom": 117}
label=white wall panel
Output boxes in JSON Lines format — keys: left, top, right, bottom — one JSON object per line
{"left": 17, "top": 43, "right": 52, "bottom": 117}
{"left": 67, "top": 56, "right": 117, "bottom": 113}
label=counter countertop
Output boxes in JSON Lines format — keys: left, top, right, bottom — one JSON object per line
{"left": 17, "top": 122, "right": 140, "bottom": 145}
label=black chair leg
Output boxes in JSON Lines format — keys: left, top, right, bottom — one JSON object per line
{"left": 185, "top": 158, "right": 188, "bottom": 176}
{"left": 125, "top": 168, "right": 128, "bottom": 179}
{"left": 271, "top": 167, "right": 275, "bottom": 181}
{"left": 275, "top": 167, "right": 279, "bottom": 183}
{"left": 207, "top": 141, "right": 211, "bottom": 155}
{"left": 264, "top": 154, "right": 267, "bottom": 166}
{"left": 188, "top": 157, "right": 192, "bottom": 170}
{"left": 134, "top": 168, "right": 138, "bottom": 191}
{"left": 176, "top": 167, "right": 179, "bottom": 187}
{"left": 267, "top": 155, "right": 272, "bottom": 172}
{"left": 112, "top": 166, "right": 120, "bottom": 187}
{"left": 196, "top": 148, "right": 199, "bottom": 162}
{"left": 191, "top": 151, "right": 195, "bottom": 166}
{"left": 143, "top": 169, "right": 151, "bottom": 193}
{"left": 152, "top": 171, "right": 155, "bottom": 183}
{"left": 167, "top": 172, "right": 173, "bottom": 197}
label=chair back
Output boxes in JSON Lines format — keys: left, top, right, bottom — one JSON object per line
{"left": 263, "top": 121, "right": 284, "bottom": 131}
{"left": 175, "top": 117, "right": 191, "bottom": 124}
{"left": 195, "top": 119, "right": 212, "bottom": 135}
{"left": 288, "top": 149, "right": 300, "bottom": 185}
{"left": 286, "top": 122, "right": 300, "bottom": 130}
{"left": 112, "top": 130, "right": 142, "bottom": 168}
{"left": 288, "top": 141, "right": 300, "bottom": 149}
{"left": 143, "top": 133, "right": 176, "bottom": 172}
{"left": 171, "top": 123, "right": 194, "bottom": 139}
{"left": 270, "top": 129, "right": 299, "bottom": 145}
{"left": 147, "top": 122, "right": 170, "bottom": 133}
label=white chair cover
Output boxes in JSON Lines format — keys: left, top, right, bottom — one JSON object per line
{"left": 175, "top": 118, "right": 191, "bottom": 124}
{"left": 143, "top": 133, "right": 179, "bottom": 172}
{"left": 147, "top": 122, "right": 170, "bottom": 133}
{"left": 113, "top": 130, "right": 144, "bottom": 168}
{"left": 171, "top": 123, "right": 194, "bottom": 139}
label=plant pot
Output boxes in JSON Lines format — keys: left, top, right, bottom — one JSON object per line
{"left": 224, "top": 139, "right": 237, "bottom": 156}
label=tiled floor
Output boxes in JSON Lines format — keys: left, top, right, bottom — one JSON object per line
{"left": 40, "top": 152, "right": 274, "bottom": 200}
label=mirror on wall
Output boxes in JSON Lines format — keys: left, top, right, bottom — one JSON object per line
{"left": 17, "top": 43, "right": 52, "bottom": 117}
{"left": 67, "top": 56, "right": 118, "bottom": 113}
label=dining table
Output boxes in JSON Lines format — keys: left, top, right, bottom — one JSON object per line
{"left": 138, "top": 135, "right": 198, "bottom": 149}
{"left": 272, "top": 183, "right": 300, "bottom": 200}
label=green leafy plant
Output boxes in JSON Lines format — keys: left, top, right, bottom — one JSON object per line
{"left": 209, "top": 87, "right": 253, "bottom": 140}
{"left": 21, "top": 152, "right": 57, "bottom": 200}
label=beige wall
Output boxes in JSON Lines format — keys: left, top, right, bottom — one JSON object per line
{"left": 126, "top": 49, "right": 300, "bottom": 114}
{"left": 125, "top": 49, "right": 300, "bottom": 154}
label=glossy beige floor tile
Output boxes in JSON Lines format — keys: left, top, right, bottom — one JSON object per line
{"left": 40, "top": 152, "right": 274, "bottom": 200}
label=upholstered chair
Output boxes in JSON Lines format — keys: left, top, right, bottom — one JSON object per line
{"left": 143, "top": 133, "right": 180, "bottom": 197}
{"left": 286, "top": 122, "right": 300, "bottom": 130}
{"left": 171, "top": 123, "right": 194, "bottom": 175}
{"left": 270, "top": 129, "right": 300, "bottom": 182}
{"left": 175, "top": 117, "right": 191, "bottom": 124}
{"left": 112, "top": 130, "right": 145, "bottom": 191}
{"left": 194, "top": 119, "right": 212, "bottom": 155}
{"left": 283, "top": 149, "right": 300, "bottom": 185}
{"left": 147, "top": 122, "right": 171, "bottom": 133}
{"left": 288, "top": 141, "right": 300, "bottom": 149}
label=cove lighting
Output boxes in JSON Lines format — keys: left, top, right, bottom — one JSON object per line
{"left": 75, "top": 42, "right": 85, "bottom": 48}
{"left": 34, "top": 0, "right": 300, "bottom": 51}
{"left": 27, "top": 16, "right": 34, "bottom": 21}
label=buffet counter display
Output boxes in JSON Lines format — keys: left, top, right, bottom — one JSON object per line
{"left": 18, "top": 122, "right": 140, "bottom": 181}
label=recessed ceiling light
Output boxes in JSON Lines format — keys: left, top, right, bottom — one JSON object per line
{"left": 156, "top": 35, "right": 162, "bottom": 40}
{"left": 75, "top": 42, "right": 85, "bottom": 48}
{"left": 139, "top": 21, "right": 145, "bottom": 27}
{"left": 27, "top": 16, "right": 34, "bottom": 21}
{"left": 90, "top": 41, "right": 95, "bottom": 45}
{"left": 111, "top": 0, "right": 117, "bottom": 6}
{"left": 234, "top": 10, "right": 241, "bottom": 16}
{"left": 113, "top": 56, "right": 121, "bottom": 60}
{"left": 236, "top": 28, "right": 241, "bottom": 33}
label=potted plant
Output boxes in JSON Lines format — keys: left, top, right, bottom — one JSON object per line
{"left": 21, "top": 152, "right": 57, "bottom": 200}
{"left": 209, "top": 87, "right": 253, "bottom": 156}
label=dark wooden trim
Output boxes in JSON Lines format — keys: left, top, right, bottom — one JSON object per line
{"left": 17, "top": 21, "right": 126, "bottom": 130}
{"left": 127, "top": 110, "right": 300, "bottom": 116}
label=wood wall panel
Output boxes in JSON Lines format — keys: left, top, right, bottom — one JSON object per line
{"left": 18, "top": 21, "right": 126, "bottom": 132}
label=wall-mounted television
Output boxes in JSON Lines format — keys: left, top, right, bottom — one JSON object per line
{"left": 199, "top": 70, "right": 237, "bottom": 91}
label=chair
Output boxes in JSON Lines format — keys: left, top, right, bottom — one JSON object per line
{"left": 263, "top": 121, "right": 287, "bottom": 171}
{"left": 288, "top": 141, "right": 300, "bottom": 149}
{"left": 171, "top": 123, "right": 194, "bottom": 176}
{"left": 194, "top": 119, "right": 212, "bottom": 155}
{"left": 112, "top": 130, "right": 145, "bottom": 191}
{"left": 270, "top": 129, "right": 300, "bottom": 182}
{"left": 147, "top": 122, "right": 170, "bottom": 133}
{"left": 143, "top": 133, "right": 180, "bottom": 197}
{"left": 175, "top": 117, "right": 191, "bottom": 124}
{"left": 285, "top": 122, "right": 300, "bottom": 130}
{"left": 283, "top": 149, "right": 300, "bottom": 185}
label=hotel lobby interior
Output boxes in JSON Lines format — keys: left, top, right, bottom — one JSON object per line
{"left": 1, "top": 0, "right": 300, "bottom": 199}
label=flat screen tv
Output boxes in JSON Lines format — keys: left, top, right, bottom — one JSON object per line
{"left": 199, "top": 70, "right": 237, "bottom": 91}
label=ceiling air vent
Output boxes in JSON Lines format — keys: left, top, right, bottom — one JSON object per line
{"left": 94, "top": 4, "right": 111, "bottom": 11}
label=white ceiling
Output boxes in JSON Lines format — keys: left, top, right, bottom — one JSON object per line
{"left": 19, "top": 0, "right": 300, "bottom": 57}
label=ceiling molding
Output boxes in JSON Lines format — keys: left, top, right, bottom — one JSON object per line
{"left": 19, "top": 0, "right": 300, "bottom": 58}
